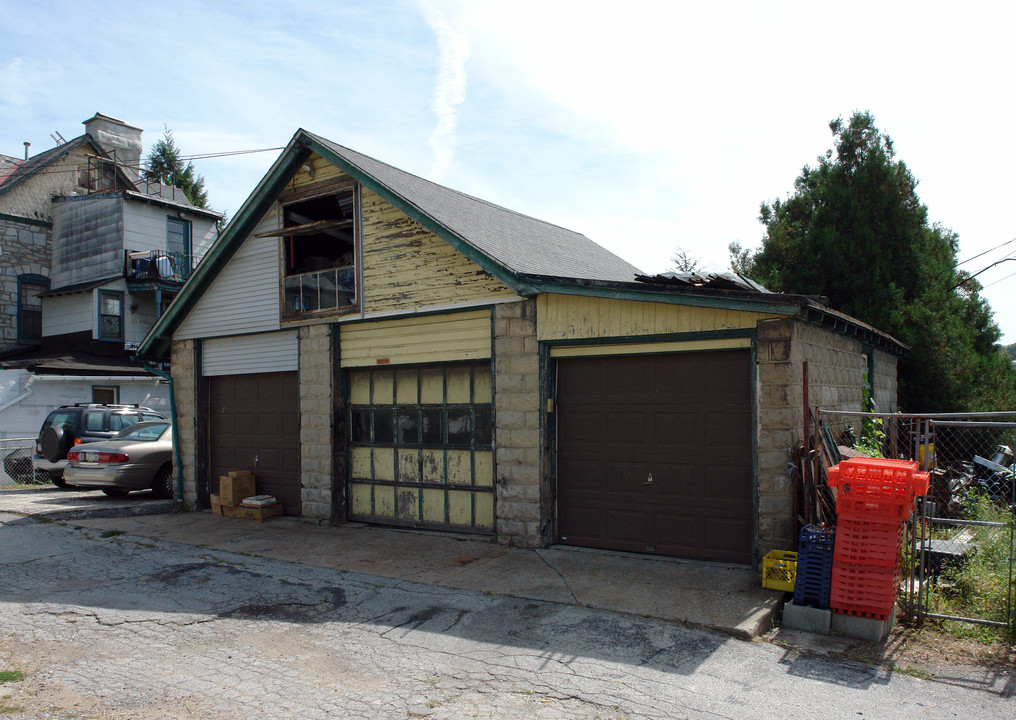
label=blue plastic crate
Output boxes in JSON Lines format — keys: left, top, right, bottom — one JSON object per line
{"left": 798, "top": 524, "right": 836, "bottom": 552}
{"left": 792, "top": 532, "right": 833, "bottom": 605}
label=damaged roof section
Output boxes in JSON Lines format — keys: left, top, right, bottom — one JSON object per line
{"left": 636, "top": 271, "right": 774, "bottom": 294}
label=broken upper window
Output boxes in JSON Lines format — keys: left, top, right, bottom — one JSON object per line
{"left": 281, "top": 186, "right": 357, "bottom": 316}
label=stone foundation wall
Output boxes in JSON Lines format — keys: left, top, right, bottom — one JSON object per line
{"left": 298, "top": 324, "right": 334, "bottom": 522}
{"left": 170, "top": 339, "right": 199, "bottom": 508}
{"left": 492, "top": 299, "right": 546, "bottom": 547}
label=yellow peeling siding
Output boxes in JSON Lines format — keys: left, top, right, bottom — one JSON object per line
{"left": 340, "top": 310, "right": 491, "bottom": 367}
{"left": 285, "top": 153, "right": 348, "bottom": 191}
{"left": 360, "top": 188, "right": 518, "bottom": 313}
{"left": 537, "top": 293, "right": 780, "bottom": 341}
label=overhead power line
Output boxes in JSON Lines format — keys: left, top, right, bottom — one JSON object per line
{"left": 951, "top": 256, "right": 1016, "bottom": 292}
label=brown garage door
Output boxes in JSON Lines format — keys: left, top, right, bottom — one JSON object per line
{"left": 207, "top": 372, "right": 301, "bottom": 515}
{"left": 556, "top": 350, "right": 753, "bottom": 563}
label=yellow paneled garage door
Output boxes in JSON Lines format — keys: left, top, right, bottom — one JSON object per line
{"left": 347, "top": 363, "right": 494, "bottom": 533}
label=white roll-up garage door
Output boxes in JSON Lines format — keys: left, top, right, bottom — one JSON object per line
{"left": 202, "top": 331, "right": 299, "bottom": 376}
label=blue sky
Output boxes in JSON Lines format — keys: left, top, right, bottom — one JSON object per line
{"left": 4, "top": 0, "right": 1016, "bottom": 341}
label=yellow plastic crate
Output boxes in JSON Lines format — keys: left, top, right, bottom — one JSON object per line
{"left": 762, "top": 550, "right": 797, "bottom": 591}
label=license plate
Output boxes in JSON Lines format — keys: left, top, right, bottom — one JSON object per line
{"left": 83, "top": 452, "right": 99, "bottom": 462}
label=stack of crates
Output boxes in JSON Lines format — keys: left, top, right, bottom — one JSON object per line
{"left": 826, "top": 457, "right": 930, "bottom": 620}
{"left": 793, "top": 524, "right": 836, "bottom": 609}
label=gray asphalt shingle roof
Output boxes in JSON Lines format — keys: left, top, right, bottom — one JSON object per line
{"left": 309, "top": 132, "right": 644, "bottom": 283}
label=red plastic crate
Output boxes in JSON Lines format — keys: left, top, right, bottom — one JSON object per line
{"left": 833, "top": 519, "right": 905, "bottom": 569}
{"left": 830, "top": 562, "right": 900, "bottom": 617}
{"left": 830, "top": 603, "right": 893, "bottom": 621}
{"left": 827, "top": 457, "right": 930, "bottom": 498}
{"left": 836, "top": 495, "right": 913, "bottom": 523}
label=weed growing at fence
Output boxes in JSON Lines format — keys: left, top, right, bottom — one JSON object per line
{"left": 924, "top": 495, "right": 1014, "bottom": 639}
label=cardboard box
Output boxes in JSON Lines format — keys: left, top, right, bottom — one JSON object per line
{"left": 217, "top": 501, "right": 283, "bottom": 522}
{"left": 211, "top": 493, "right": 223, "bottom": 516}
{"left": 219, "top": 472, "right": 256, "bottom": 506}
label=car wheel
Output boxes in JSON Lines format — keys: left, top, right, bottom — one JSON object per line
{"left": 102, "top": 488, "right": 130, "bottom": 497}
{"left": 151, "top": 466, "right": 174, "bottom": 499}
{"left": 40, "top": 426, "right": 74, "bottom": 463}
{"left": 50, "top": 473, "right": 69, "bottom": 489}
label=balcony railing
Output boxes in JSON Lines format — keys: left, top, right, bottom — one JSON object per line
{"left": 284, "top": 266, "right": 356, "bottom": 315}
{"left": 125, "top": 250, "right": 193, "bottom": 283}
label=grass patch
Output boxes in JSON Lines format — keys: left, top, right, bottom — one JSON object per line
{"left": 922, "top": 495, "right": 1014, "bottom": 641}
{"left": 99, "top": 529, "right": 125, "bottom": 538}
{"left": 0, "top": 671, "right": 23, "bottom": 684}
{"left": 0, "top": 706, "right": 25, "bottom": 714}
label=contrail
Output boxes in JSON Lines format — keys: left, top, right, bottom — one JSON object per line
{"left": 422, "top": 4, "right": 469, "bottom": 181}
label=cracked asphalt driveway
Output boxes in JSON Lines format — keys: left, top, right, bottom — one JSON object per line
{"left": 0, "top": 515, "right": 1012, "bottom": 719}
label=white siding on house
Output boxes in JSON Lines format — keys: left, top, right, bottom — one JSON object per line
{"left": 202, "top": 331, "right": 298, "bottom": 376}
{"left": 122, "top": 201, "right": 217, "bottom": 270}
{"left": 125, "top": 288, "right": 160, "bottom": 346}
{"left": 176, "top": 209, "right": 281, "bottom": 340}
{"left": 41, "top": 291, "right": 95, "bottom": 337}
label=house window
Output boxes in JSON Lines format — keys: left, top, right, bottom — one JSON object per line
{"left": 166, "top": 216, "right": 191, "bottom": 277}
{"left": 98, "top": 290, "right": 124, "bottom": 341}
{"left": 92, "top": 386, "right": 119, "bottom": 404}
{"left": 17, "top": 274, "right": 48, "bottom": 343}
{"left": 281, "top": 185, "right": 357, "bottom": 317}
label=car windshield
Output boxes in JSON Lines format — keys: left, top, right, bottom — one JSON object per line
{"left": 115, "top": 423, "right": 170, "bottom": 442}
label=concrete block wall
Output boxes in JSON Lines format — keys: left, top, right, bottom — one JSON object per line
{"left": 756, "top": 318, "right": 884, "bottom": 557}
{"left": 0, "top": 217, "right": 52, "bottom": 350}
{"left": 872, "top": 348, "right": 898, "bottom": 412}
{"left": 298, "top": 323, "right": 334, "bottom": 522}
{"left": 493, "top": 299, "right": 546, "bottom": 547}
{"left": 170, "top": 339, "right": 199, "bottom": 508}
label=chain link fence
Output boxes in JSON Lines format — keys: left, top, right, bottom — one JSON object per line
{"left": 0, "top": 436, "right": 47, "bottom": 488}
{"left": 817, "top": 411, "right": 1016, "bottom": 634}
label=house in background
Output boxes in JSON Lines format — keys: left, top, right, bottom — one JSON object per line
{"left": 0, "top": 113, "right": 220, "bottom": 437}
{"left": 140, "top": 129, "right": 904, "bottom": 567}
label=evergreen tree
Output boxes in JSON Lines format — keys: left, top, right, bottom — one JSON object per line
{"left": 142, "top": 128, "right": 210, "bottom": 208}
{"left": 731, "top": 112, "right": 1016, "bottom": 411}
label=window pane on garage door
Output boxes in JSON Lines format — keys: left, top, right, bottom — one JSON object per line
{"left": 348, "top": 364, "right": 494, "bottom": 533}
{"left": 208, "top": 372, "right": 301, "bottom": 514}
{"left": 556, "top": 350, "right": 753, "bottom": 563}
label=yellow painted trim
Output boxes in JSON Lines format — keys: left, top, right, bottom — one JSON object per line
{"left": 537, "top": 293, "right": 778, "bottom": 341}
{"left": 340, "top": 309, "right": 491, "bottom": 367}
{"left": 549, "top": 337, "right": 751, "bottom": 358}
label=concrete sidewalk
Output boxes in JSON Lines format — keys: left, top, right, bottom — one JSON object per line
{"left": 2, "top": 486, "right": 781, "bottom": 638}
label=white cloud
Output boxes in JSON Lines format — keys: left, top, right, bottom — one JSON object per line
{"left": 419, "top": 1, "right": 470, "bottom": 180}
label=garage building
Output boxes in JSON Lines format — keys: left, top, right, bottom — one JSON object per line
{"left": 139, "top": 129, "right": 904, "bottom": 566}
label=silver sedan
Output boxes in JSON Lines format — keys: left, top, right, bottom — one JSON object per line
{"left": 63, "top": 420, "right": 174, "bottom": 498}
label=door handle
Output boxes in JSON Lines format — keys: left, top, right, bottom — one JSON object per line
{"left": 643, "top": 472, "right": 653, "bottom": 485}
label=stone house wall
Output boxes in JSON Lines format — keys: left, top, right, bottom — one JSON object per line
{"left": 0, "top": 150, "right": 91, "bottom": 222}
{"left": 0, "top": 216, "right": 52, "bottom": 350}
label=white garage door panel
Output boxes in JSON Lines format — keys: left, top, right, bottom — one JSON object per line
{"left": 202, "top": 331, "right": 299, "bottom": 376}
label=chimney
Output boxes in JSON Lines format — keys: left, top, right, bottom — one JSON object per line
{"left": 82, "top": 113, "right": 143, "bottom": 179}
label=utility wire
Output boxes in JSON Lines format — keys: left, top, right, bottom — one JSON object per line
{"left": 982, "top": 267, "right": 1016, "bottom": 290}
{"left": 950, "top": 256, "right": 1016, "bottom": 292}
{"left": 956, "top": 236, "right": 1016, "bottom": 268}
{"left": 1, "top": 146, "right": 285, "bottom": 180}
